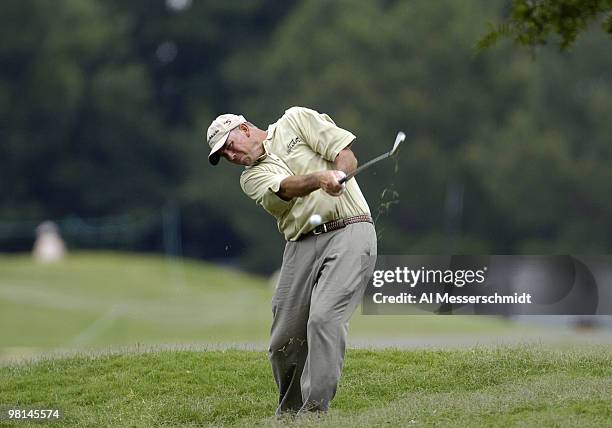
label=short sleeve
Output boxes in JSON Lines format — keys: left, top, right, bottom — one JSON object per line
{"left": 240, "top": 168, "right": 293, "bottom": 218}
{"left": 284, "top": 107, "right": 356, "bottom": 162}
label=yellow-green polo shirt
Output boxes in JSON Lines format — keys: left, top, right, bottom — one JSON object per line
{"left": 240, "top": 107, "right": 371, "bottom": 241}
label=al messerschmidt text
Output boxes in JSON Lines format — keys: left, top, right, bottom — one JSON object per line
{"left": 372, "top": 292, "right": 532, "bottom": 304}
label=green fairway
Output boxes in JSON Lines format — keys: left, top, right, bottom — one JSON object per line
{"left": 0, "top": 252, "right": 532, "bottom": 361}
{"left": 0, "top": 346, "right": 609, "bottom": 427}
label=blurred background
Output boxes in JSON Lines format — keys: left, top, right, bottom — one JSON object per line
{"left": 1, "top": 0, "right": 611, "bottom": 361}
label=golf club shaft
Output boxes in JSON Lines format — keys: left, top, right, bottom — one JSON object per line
{"left": 339, "top": 151, "right": 392, "bottom": 184}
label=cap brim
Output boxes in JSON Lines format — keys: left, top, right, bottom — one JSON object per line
{"left": 208, "top": 133, "right": 229, "bottom": 166}
{"left": 209, "top": 152, "right": 221, "bottom": 165}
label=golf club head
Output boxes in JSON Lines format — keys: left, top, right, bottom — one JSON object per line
{"left": 390, "top": 131, "right": 406, "bottom": 156}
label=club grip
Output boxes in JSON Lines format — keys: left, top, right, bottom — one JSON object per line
{"left": 338, "top": 173, "right": 353, "bottom": 185}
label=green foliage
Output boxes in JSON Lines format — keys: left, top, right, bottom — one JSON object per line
{"left": 227, "top": 0, "right": 511, "bottom": 258}
{"left": 0, "top": 0, "right": 185, "bottom": 219}
{"left": 2, "top": 0, "right": 612, "bottom": 272}
{"left": 230, "top": 0, "right": 612, "bottom": 259}
{"left": 478, "top": 0, "right": 612, "bottom": 50}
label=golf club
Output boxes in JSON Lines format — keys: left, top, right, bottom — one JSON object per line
{"left": 339, "top": 131, "right": 405, "bottom": 184}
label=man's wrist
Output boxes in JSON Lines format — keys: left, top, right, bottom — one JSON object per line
{"left": 313, "top": 171, "right": 325, "bottom": 190}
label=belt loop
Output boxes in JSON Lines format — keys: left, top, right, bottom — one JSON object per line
{"left": 313, "top": 224, "right": 326, "bottom": 235}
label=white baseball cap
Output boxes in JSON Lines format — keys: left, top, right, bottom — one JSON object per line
{"left": 207, "top": 113, "right": 247, "bottom": 165}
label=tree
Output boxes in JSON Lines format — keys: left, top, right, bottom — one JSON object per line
{"left": 228, "top": 0, "right": 525, "bottom": 256}
{"left": 228, "top": 0, "right": 612, "bottom": 260}
{"left": 0, "top": 0, "right": 296, "bottom": 267}
{"left": 0, "top": 0, "right": 185, "bottom": 221}
{"left": 478, "top": 0, "right": 612, "bottom": 50}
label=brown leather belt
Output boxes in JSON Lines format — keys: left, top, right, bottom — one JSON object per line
{"left": 305, "top": 214, "right": 373, "bottom": 238}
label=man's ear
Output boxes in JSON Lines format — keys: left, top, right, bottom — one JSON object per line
{"left": 240, "top": 123, "right": 250, "bottom": 136}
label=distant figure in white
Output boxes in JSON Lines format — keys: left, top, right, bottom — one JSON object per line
{"left": 32, "top": 221, "right": 66, "bottom": 263}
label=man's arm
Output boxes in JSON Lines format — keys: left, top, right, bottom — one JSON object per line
{"left": 334, "top": 146, "right": 357, "bottom": 175}
{"left": 276, "top": 146, "right": 358, "bottom": 200}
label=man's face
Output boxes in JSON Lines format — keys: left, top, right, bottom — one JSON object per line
{"left": 219, "top": 124, "right": 258, "bottom": 166}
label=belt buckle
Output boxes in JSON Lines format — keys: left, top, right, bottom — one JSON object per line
{"left": 313, "top": 224, "right": 327, "bottom": 235}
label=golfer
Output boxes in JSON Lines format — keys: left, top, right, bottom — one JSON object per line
{"left": 207, "top": 107, "right": 377, "bottom": 415}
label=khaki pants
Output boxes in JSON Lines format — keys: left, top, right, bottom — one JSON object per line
{"left": 269, "top": 222, "right": 377, "bottom": 415}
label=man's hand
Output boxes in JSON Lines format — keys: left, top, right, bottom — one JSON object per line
{"left": 318, "top": 170, "right": 346, "bottom": 196}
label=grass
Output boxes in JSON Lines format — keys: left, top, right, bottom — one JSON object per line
{"left": 0, "top": 346, "right": 609, "bottom": 427}
{"left": 1, "top": 252, "right": 609, "bottom": 426}
{"left": 0, "top": 252, "right": 530, "bottom": 361}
